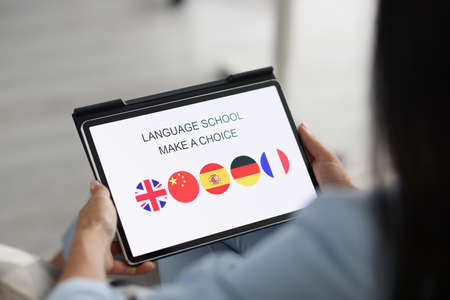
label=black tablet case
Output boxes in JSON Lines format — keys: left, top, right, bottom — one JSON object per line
{"left": 72, "top": 67, "right": 275, "bottom": 176}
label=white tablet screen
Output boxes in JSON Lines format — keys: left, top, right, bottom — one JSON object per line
{"left": 89, "top": 85, "right": 317, "bottom": 257}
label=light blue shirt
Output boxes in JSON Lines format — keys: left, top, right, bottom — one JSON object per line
{"left": 47, "top": 189, "right": 391, "bottom": 300}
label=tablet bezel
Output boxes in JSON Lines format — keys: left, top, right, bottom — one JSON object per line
{"left": 81, "top": 80, "right": 319, "bottom": 264}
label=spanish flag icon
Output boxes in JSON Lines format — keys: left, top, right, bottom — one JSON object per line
{"left": 230, "top": 155, "right": 261, "bottom": 186}
{"left": 200, "top": 163, "right": 231, "bottom": 194}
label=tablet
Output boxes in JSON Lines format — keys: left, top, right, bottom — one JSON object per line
{"left": 74, "top": 67, "right": 318, "bottom": 264}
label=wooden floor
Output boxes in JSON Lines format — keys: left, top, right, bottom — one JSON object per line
{"left": 0, "top": 0, "right": 375, "bottom": 284}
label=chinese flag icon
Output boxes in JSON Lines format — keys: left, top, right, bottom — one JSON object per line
{"left": 168, "top": 171, "right": 199, "bottom": 203}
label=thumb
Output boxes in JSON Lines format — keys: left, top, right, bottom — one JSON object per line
{"left": 298, "top": 123, "right": 335, "bottom": 162}
{"left": 90, "top": 181, "right": 110, "bottom": 199}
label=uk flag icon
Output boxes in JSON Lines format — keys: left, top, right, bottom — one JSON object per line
{"left": 135, "top": 179, "right": 168, "bottom": 212}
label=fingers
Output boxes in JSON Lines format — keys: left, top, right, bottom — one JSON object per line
{"left": 109, "top": 260, "right": 156, "bottom": 276}
{"left": 50, "top": 250, "right": 64, "bottom": 269}
{"left": 134, "top": 261, "right": 156, "bottom": 275}
{"left": 298, "top": 123, "right": 335, "bottom": 162}
{"left": 90, "top": 181, "right": 110, "bottom": 199}
{"left": 110, "top": 241, "right": 122, "bottom": 256}
{"left": 108, "top": 241, "right": 156, "bottom": 275}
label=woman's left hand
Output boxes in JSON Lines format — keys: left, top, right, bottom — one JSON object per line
{"left": 59, "top": 181, "right": 155, "bottom": 283}
{"left": 77, "top": 181, "right": 117, "bottom": 249}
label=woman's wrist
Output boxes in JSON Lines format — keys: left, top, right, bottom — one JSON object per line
{"left": 59, "top": 227, "right": 110, "bottom": 283}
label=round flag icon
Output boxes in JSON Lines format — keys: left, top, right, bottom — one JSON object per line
{"left": 168, "top": 171, "right": 199, "bottom": 203}
{"left": 200, "top": 163, "right": 230, "bottom": 194}
{"left": 260, "top": 148, "right": 290, "bottom": 178}
{"left": 135, "top": 179, "right": 168, "bottom": 212}
{"left": 230, "top": 155, "right": 261, "bottom": 186}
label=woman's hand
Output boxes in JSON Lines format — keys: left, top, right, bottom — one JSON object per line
{"left": 59, "top": 181, "right": 155, "bottom": 283}
{"left": 298, "top": 123, "right": 355, "bottom": 189}
{"left": 77, "top": 181, "right": 117, "bottom": 249}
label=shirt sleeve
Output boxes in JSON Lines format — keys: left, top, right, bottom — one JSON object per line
{"left": 47, "top": 278, "right": 125, "bottom": 300}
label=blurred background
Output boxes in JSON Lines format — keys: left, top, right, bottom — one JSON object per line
{"left": 0, "top": 0, "right": 376, "bottom": 260}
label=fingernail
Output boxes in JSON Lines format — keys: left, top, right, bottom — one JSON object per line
{"left": 301, "top": 122, "right": 311, "bottom": 133}
{"left": 90, "top": 180, "right": 99, "bottom": 192}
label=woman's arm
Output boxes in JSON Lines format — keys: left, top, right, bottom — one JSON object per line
{"left": 59, "top": 222, "right": 110, "bottom": 283}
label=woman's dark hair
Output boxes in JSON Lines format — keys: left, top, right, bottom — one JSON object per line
{"left": 374, "top": 0, "right": 449, "bottom": 298}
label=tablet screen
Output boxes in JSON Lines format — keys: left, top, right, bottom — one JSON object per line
{"left": 87, "top": 84, "right": 317, "bottom": 259}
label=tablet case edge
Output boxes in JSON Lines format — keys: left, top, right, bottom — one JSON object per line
{"left": 72, "top": 66, "right": 275, "bottom": 176}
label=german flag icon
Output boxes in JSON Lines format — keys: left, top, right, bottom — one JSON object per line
{"left": 200, "top": 163, "right": 230, "bottom": 194}
{"left": 230, "top": 155, "right": 261, "bottom": 186}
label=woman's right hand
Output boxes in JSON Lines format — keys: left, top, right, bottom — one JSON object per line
{"left": 298, "top": 123, "right": 355, "bottom": 189}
